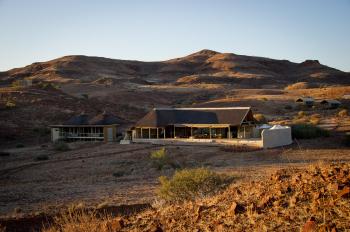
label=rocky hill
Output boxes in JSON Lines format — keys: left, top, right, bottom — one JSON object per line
{"left": 1, "top": 49, "right": 349, "bottom": 88}
{"left": 1, "top": 50, "right": 349, "bottom": 146}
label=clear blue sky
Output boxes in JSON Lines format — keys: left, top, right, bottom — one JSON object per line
{"left": 0, "top": 0, "right": 349, "bottom": 71}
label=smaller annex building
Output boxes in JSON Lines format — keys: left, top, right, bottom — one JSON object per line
{"left": 132, "top": 107, "right": 256, "bottom": 140}
{"left": 50, "top": 112, "right": 120, "bottom": 142}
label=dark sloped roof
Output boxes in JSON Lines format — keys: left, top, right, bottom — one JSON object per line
{"left": 135, "top": 107, "right": 253, "bottom": 127}
{"left": 63, "top": 112, "right": 121, "bottom": 126}
{"left": 320, "top": 99, "right": 341, "bottom": 105}
{"left": 65, "top": 113, "right": 90, "bottom": 125}
{"left": 88, "top": 112, "right": 122, "bottom": 125}
{"left": 296, "top": 97, "right": 314, "bottom": 102}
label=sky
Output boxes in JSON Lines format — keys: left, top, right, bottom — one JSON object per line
{"left": 0, "top": 0, "right": 349, "bottom": 72}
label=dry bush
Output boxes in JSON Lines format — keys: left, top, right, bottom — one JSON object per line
{"left": 253, "top": 113, "right": 267, "bottom": 124}
{"left": 284, "top": 82, "right": 309, "bottom": 90}
{"left": 43, "top": 208, "right": 118, "bottom": 232}
{"left": 150, "top": 147, "right": 170, "bottom": 170}
{"left": 158, "top": 168, "right": 232, "bottom": 202}
{"left": 338, "top": 109, "right": 348, "bottom": 118}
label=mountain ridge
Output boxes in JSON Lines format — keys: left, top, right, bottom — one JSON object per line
{"left": 0, "top": 49, "right": 349, "bottom": 87}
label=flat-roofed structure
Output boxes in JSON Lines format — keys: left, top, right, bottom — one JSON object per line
{"left": 50, "top": 112, "right": 120, "bottom": 142}
{"left": 132, "top": 107, "right": 256, "bottom": 140}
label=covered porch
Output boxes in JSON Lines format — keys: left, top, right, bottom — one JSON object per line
{"left": 132, "top": 124, "right": 255, "bottom": 140}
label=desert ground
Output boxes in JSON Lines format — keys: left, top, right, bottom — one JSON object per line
{"left": 1, "top": 50, "right": 350, "bottom": 231}
{"left": 1, "top": 136, "right": 349, "bottom": 216}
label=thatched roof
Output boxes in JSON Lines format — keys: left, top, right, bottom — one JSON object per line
{"left": 135, "top": 107, "right": 254, "bottom": 127}
{"left": 65, "top": 113, "right": 90, "bottom": 125}
{"left": 63, "top": 112, "right": 121, "bottom": 126}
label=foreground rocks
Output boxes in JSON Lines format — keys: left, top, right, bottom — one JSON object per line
{"left": 118, "top": 162, "right": 350, "bottom": 231}
{"left": 24, "top": 162, "right": 350, "bottom": 232}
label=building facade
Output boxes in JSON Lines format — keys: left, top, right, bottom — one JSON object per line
{"left": 131, "top": 107, "right": 257, "bottom": 140}
{"left": 50, "top": 112, "right": 119, "bottom": 142}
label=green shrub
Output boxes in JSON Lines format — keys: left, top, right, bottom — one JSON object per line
{"left": 150, "top": 147, "right": 168, "bottom": 170}
{"left": 158, "top": 168, "right": 232, "bottom": 201}
{"left": 54, "top": 141, "right": 70, "bottom": 151}
{"left": 34, "top": 155, "right": 49, "bottom": 161}
{"left": 291, "top": 124, "right": 330, "bottom": 139}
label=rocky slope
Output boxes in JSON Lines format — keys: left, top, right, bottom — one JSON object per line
{"left": 1, "top": 49, "right": 349, "bottom": 88}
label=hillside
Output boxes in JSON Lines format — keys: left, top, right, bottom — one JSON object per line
{"left": 0, "top": 50, "right": 350, "bottom": 146}
{"left": 1, "top": 49, "right": 349, "bottom": 87}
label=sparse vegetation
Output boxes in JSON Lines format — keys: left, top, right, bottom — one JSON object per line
{"left": 291, "top": 124, "right": 330, "bottom": 139}
{"left": 43, "top": 208, "right": 114, "bottom": 232}
{"left": 34, "top": 155, "right": 49, "bottom": 161}
{"left": 53, "top": 141, "right": 70, "bottom": 151}
{"left": 253, "top": 113, "right": 267, "bottom": 124}
{"left": 42, "top": 163, "right": 350, "bottom": 231}
{"left": 150, "top": 147, "right": 170, "bottom": 170}
{"left": 158, "top": 168, "right": 232, "bottom": 201}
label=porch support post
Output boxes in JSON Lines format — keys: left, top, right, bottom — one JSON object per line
{"left": 191, "top": 127, "right": 193, "bottom": 138}
{"left": 164, "top": 128, "right": 166, "bottom": 139}
{"left": 141, "top": 128, "right": 143, "bottom": 139}
{"left": 209, "top": 127, "right": 212, "bottom": 139}
{"left": 149, "top": 128, "right": 151, "bottom": 139}
{"left": 157, "top": 128, "right": 159, "bottom": 139}
{"left": 174, "top": 126, "right": 176, "bottom": 138}
{"left": 228, "top": 126, "right": 231, "bottom": 139}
